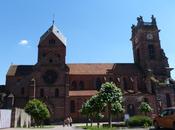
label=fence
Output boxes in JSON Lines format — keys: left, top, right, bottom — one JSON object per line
{"left": 0, "top": 109, "right": 12, "bottom": 128}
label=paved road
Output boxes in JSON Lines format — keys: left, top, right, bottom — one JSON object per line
{"left": 0, "top": 125, "right": 170, "bottom": 130}
{"left": 0, "top": 125, "right": 83, "bottom": 130}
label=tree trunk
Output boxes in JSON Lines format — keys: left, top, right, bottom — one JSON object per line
{"left": 97, "top": 118, "right": 100, "bottom": 128}
{"left": 86, "top": 115, "right": 88, "bottom": 126}
{"left": 90, "top": 119, "right": 93, "bottom": 127}
{"left": 108, "top": 103, "right": 112, "bottom": 127}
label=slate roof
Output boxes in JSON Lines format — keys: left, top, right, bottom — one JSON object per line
{"left": 69, "top": 90, "right": 98, "bottom": 97}
{"left": 7, "top": 65, "right": 34, "bottom": 76}
{"left": 40, "top": 24, "right": 66, "bottom": 45}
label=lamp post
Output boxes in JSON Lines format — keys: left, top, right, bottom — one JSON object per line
{"left": 31, "top": 78, "right": 36, "bottom": 99}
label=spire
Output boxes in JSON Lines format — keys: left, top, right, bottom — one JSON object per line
{"left": 40, "top": 20, "right": 66, "bottom": 45}
{"left": 52, "top": 14, "right": 55, "bottom": 25}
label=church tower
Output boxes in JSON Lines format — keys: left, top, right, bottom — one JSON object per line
{"left": 36, "top": 23, "right": 69, "bottom": 120}
{"left": 131, "top": 16, "right": 171, "bottom": 81}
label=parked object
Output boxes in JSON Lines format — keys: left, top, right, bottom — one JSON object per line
{"left": 153, "top": 107, "right": 175, "bottom": 129}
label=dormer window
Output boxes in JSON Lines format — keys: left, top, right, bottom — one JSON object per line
{"left": 49, "top": 39, "right": 56, "bottom": 44}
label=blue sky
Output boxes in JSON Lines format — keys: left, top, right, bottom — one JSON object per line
{"left": 0, "top": 0, "right": 175, "bottom": 84}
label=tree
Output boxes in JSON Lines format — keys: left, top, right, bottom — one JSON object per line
{"left": 25, "top": 99, "right": 50, "bottom": 127}
{"left": 80, "top": 94, "right": 105, "bottom": 127}
{"left": 88, "top": 94, "right": 105, "bottom": 127}
{"left": 99, "top": 82, "right": 124, "bottom": 127}
{"left": 139, "top": 102, "right": 153, "bottom": 116}
{"left": 80, "top": 100, "right": 94, "bottom": 126}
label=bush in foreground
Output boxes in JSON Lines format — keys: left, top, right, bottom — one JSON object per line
{"left": 127, "top": 115, "right": 152, "bottom": 127}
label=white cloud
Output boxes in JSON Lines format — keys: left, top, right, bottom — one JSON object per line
{"left": 19, "top": 40, "right": 29, "bottom": 45}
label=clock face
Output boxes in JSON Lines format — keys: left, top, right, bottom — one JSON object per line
{"left": 42, "top": 70, "right": 58, "bottom": 84}
{"left": 147, "top": 33, "right": 153, "bottom": 40}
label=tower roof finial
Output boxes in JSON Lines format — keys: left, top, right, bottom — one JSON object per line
{"left": 52, "top": 14, "right": 55, "bottom": 25}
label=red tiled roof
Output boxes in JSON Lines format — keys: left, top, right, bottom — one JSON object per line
{"left": 69, "top": 90, "right": 98, "bottom": 97}
{"left": 68, "top": 64, "right": 114, "bottom": 75}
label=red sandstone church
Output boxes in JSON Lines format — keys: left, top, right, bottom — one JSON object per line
{"left": 2, "top": 16, "right": 175, "bottom": 122}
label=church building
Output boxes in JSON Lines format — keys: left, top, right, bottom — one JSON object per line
{"left": 4, "top": 16, "right": 175, "bottom": 122}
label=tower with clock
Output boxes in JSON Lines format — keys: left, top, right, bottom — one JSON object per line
{"left": 131, "top": 15, "right": 172, "bottom": 93}
{"left": 131, "top": 15, "right": 170, "bottom": 78}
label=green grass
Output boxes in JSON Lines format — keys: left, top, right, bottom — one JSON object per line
{"left": 80, "top": 126, "right": 117, "bottom": 130}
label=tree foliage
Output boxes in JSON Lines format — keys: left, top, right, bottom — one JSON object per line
{"left": 25, "top": 99, "right": 50, "bottom": 126}
{"left": 80, "top": 94, "right": 105, "bottom": 127}
{"left": 139, "top": 102, "right": 153, "bottom": 116}
{"left": 99, "top": 82, "right": 124, "bottom": 127}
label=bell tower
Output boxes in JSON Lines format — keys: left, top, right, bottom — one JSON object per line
{"left": 131, "top": 15, "right": 171, "bottom": 80}
{"left": 35, "top": 23, "right": 69, "bottom": 120}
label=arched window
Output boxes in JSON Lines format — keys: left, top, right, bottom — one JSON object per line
{"left": 70, "top": 100, "right": 75, "bottom": 113}
{"left": 79, "top": 81, "right": 84, "bottom": 90}
{"left": 136, "top": 49, "right": 140, "bottom": 63}
{"left": 55, "top": 88, "right": 59, "bottom": 97}
{"left": 40, "top": 89, "right": 44, "bottom": 97}
{"left": 144, "top": 98, "right": 149, "bottom": 103}
{"left": 57, "top": 54, "right": 61, "bottom": 61}
{"left": 49, "top": 39, "right": 56, "bottom": 44}
{"left": 109, "top": 77, "right": 113, "bottom": 82}
{"left": 123, "top": 77, "right": 128, "bottom": 90}
{"left": 71, "top": 81, "right": 77, "bottom": 90}
{"left": 166, "top": 93, "right": 172, "bottom": 107}
{"left": 148, "top": 44, "right": 155, "bottom": 60}
{"left": 21, "top": 87, "right": 24, "bottom": 95}
{"left": 96, "top": 78, "right": 102, "bottom": 90}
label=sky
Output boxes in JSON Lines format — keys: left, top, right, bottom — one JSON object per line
{"left": 0, "top": 0, "right": 175, "bottom": 84}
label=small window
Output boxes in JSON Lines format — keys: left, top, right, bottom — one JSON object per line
{"left": 96, "top": 78, "right": 102, "bottom": 91}
{"left": 70, "top": 100, "right": 75, "bottom": 113}
{"left": 109, "top": 77, "right": 113, "bottom": 82}
{"left": 123, "top": 77, "right": 128, "bottom": 90}
{"left": 49, "top": 39, "right": 56, "bottom": 44}
{"left": 42, "top": 53, "right": 46, "bottom": 57}
{"left": 166, "top": 93, "right": 172, "bottom": 107}
{"left": 137, "top": 49, "right": 140, "bottom": 63}
{"left": 57, "top": 54, "right": 61, "bottom": 60}
{"left": 79, "top": 81, "right": 84, "bottom": 90}
{"left": 144, "top": 98, "right": 148, "bottom": 103}
{"left": 148, "top": 44, "right": 155, "bottom": 60}
{"left": 55, "top": 88, "right": 59, "bottom": 97}
{"left": 40, "top": 89, "right": 44, "bottom": 97}
{"left": 21, "top": 87, "right": 24, "bottom": 95}
{"left": 71, "top": 81, "right": 77, "bottom": 90}
{"left": 49, "top": 59, "right": 53, "bottom": 63}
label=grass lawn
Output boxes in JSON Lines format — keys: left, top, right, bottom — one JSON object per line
{"left": 80, "top": 126, "right": 117, "bottom": 130}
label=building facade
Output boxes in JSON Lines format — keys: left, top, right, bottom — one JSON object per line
{"left": 4, "top": 16, "right": 175, "bottom": 122}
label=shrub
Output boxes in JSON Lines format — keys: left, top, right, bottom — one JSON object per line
{"left": 127, "top": 115, "right": 152, "bottom": 127}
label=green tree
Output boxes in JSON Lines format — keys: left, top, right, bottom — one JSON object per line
{"left": 25, "top": 99, "right": 50, "bottom": 127}
{"left": 139, "top": 102, "right": 153, "bottom": 116}
{"left": 99, "top": 82, "right": 124, "bottom": 127}
{"left": 88, "top": 94, "right": 105, "bottom": 127}
{"left": 80, "top": 100, "right": 94, "bottom": 126}
{"left": 80, "top": 94, "right": 105, "bottom": 127}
